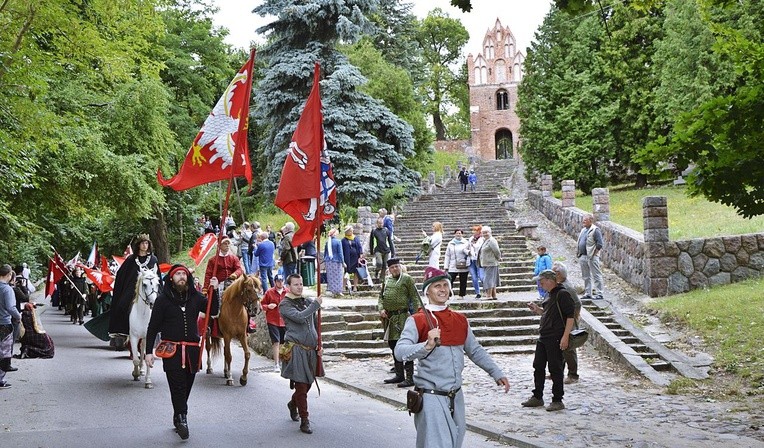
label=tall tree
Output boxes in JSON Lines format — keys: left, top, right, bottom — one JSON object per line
{"left": 415, "top": 8, "right": 469, "bottom": 141}
{"left": 254, "top": 0, "right": 420, "bottom": 207}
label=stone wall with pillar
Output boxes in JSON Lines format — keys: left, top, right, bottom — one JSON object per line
{"left": 528, "top": 184, "right": 764, "bottom": 296}
{"left": 561, "top": 180, "right": 576, "bottom": 208}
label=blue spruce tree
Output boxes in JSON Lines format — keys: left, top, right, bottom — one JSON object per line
{"left": 254, "top": 0, "right": 420, "bottom": 206}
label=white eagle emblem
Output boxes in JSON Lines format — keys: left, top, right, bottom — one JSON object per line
{"left": 195, "top": 71, "right": 249, "bottom": 169}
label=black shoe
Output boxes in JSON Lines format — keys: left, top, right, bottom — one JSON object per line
{"left": 397, "top": 378, "right": 414, "bottom": 388}
{"left": 287, "top": 401, "right": 299, "bottom": 421}
{"left": 383, "top": 375, "right": 404, "bottom": 384}
{"left": 0, "top": 382, "right": 10, "bottom": 389}
{"left": 5, "top": 365, "right": 18, "bottom": 372}
{"left": 300, "top": 418, "right": 312, "bottom": 434}
{"left": 176, "top": 414, "right": 189, "bottom": 440}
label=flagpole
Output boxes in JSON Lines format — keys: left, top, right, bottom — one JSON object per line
{"left": 233, "top": 180, "right": 246, "bottom": 226}
{"left": 46, "top": 253, "right": 86, "bottom": 298}
{"left": 199, "top": 47, "right": 256, "bottom": 369}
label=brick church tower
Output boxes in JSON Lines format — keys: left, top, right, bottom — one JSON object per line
{"left": 466, "top": 18, "right": 525, "bottom": 160}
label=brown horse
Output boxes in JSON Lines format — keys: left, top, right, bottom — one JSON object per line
{"left": 206, "top": 274, "right": 262, "bottom": 386}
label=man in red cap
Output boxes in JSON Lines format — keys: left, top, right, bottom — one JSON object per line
{"left": 145, "top": 264, "right": 220, "bottom": 440}
{"left": 395, "top": 266, "right": 510, "bottom": 448}
{"left": 204, "top": 236, "right": 243, "bottom": 292}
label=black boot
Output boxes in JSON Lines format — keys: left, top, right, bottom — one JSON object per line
{"left": 397, "top": 362, "right": 414, "bottom": 388}
{"left": 176, "top": 413, "right": 189, "bottom": 440}
{"left": 173, "top": 414, "right": 181, "bottom": 430}
{"left": 300, "top": 417, "right": 312, "bottom": 434}
{"left": 384, "top": 361, "right": 404, "bottom": 384}
{"left": 287, "top": 400, "right": 299, "bottom": 421}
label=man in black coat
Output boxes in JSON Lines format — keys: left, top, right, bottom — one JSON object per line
{"left": 145, "top": 264, "right": 219, "bottom": 440}
{"left": 108, "top": 234, "right": 158, "bottom": 348}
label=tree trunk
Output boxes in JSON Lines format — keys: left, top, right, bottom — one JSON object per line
{"left": 634, "top": 172, "right": 648, "bottom": 188}
{"left": 433, "top": 111, "right": 446, "bottom": 141}
{"left": 148, "top": 205, "right": 170, "bottom": 263}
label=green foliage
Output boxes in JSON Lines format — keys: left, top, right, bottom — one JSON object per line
{"left": 254, "top": 0, "right": 420, "bottom": 208}
{"left": 415, "top": 8, "right": 469, "bottom": 141}
{"left": 577, "top": 185, "right": 764, "bottom": 239}
{"left": 380, "top": 185, "right": 408, "bottom": 212}
{"left": 429, "top": 151, "right": 463, "bottom": 179}
{"left": 649, "top": 277, "right": 764, "bottom": 392}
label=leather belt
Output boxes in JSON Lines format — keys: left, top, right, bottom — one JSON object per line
{"left": 178, "top": 341, "right": 200, "bottom": 369}
{"left": 415, "top": 386, "right": 462, "bottom": 415}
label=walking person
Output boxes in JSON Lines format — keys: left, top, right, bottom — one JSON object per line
{"left": 108, "top": 234, "right": 159, "bottom": 349}
{"left": 369, "top": 217, "right": 394, "bottom": 283}
{"left": 323, "top": 228, "right": 345, "bottom": 296}
{"left": 145, "top": 265, "right": 220, "bottom": 440}
{"left": 378, "top": 258, "right": 418, "bottom": 388}
{"left": 395, "top": 266, "right": 510, "bottom": 448}
{"left": 279, "top": 274, "right": 323, "bottom": 435}
{"left": 533, "top": 245, "right": 552, "bottom": 299}
{"left": 1, "top": 264, "right": 22, "bottom": 387}
{"left": 254, "top": 231, "right": 276, "bottom": 290}
{"left": 467, "top": 170, "right": 477, "bottom": 192}
{"left": 341, "top": 226, "right": 364, "bottom": 293}
{"left": 467, "top": 225, "right": 484, "bottom": 299}
{"left": 457, "top": 167, "right": 468, "bottom": 192}
{"left": 422, "top": 222, "right": 443, "bottom": 269}
{"left": 577, "top": 213, "right": 604, "bottom": 300}
{"left": 379, "top": 208, "right": 397, "bottom": 257}
{"left": 522, "top": 269, "right": 575, "bottom": 412}
{"left": 443, "top": 229, "right": 471, "bottom": 300}
{"left": 261, "top": 274, "right": 287, "bottom": 372}
{"left": 552, "top": 262, "right": 582, "bottom": 383}
{"left": 477, "top": 226, "right": 501, "bottom": 300}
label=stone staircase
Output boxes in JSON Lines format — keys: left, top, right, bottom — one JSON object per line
{"left": 319, "top": 158, "right": 542, "bottom": 360}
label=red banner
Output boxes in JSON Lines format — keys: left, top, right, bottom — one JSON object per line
{"left": 45, "top": 252, "right": 68, "bottom": 299}
{"left": 157, "top": 50, "right": 255, "bottom": 191}
{"left": 188, "top": 233, "right": 218, "bottom": 266}
{"left": 78, "top": 264, "right": 114, "bottom": 293}
{"left": 274, "top": 62, "right": 337, "bottom": 247}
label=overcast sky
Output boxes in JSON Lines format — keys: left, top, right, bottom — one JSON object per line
{"left": 211, "top": 0, "right": 552, "bottom": 57}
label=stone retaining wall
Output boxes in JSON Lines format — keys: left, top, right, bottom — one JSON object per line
{"left": 528, "top": 178, "right": 764, "bottom": 296}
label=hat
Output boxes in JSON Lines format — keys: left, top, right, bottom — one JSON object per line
{"left": 532, "top": 269, "right": 557, "bottom": 282}
{"left": 387, "top": 258, "right": 401, "bottom": 267}
{"left": 220, "top": 236, "right": 231, "bottom": 244}
{"left": 168, "top": 264, "right": 191, "bottom": 279}
{"left": 421, "top": 266, "right": 450, "bottom": 293}
{"left": 274, "top": 274, "right": 284, "bottom": 282}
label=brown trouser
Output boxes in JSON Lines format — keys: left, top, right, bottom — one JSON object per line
{"left": 292, "top": 382, "right": 312, "bottom": 418}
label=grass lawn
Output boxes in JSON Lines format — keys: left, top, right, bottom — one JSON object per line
{"left": 647, "top": 277, "right": 764, "bottom": 395}
{"left": 576, "top": 185, "right": 764, "bottom": 240}
{"left": 431, "top": 151, "right": 466, "bottom": 179}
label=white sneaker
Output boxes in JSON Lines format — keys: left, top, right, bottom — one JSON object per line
{"left": 274, "top": 364, "right": 281, "bottom": 372}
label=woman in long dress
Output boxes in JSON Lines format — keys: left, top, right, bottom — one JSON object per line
{"left": 17, "top": 303, "right": 54, "bottom": 359}
{"left": 422, "top": 221, "right": 444, "bottom": 269}
{"left": 323, "top": 229, "right": 345, "bottom": 295}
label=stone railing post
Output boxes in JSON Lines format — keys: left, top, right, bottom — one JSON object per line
{"left": 540, "top": 174, "right": 553, "bottom": 197}
{"left": 561, "top": 180, "right": 575, "bottom": 208}
{"left": 642, "top": 196, "right": 672, "bottom": 297}
{"left": 592, "top": 188, "right": 610, "bottom": 222}
{"left": 428, "top": 171, "right": 436, "bottom": 186}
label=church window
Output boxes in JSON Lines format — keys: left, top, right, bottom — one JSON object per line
{"left": 495, "top": 60, "right": 507, "bottom": 82}
{"left": 514, "top": 63, "right": 521, "bottom": 81}
{"left": 496, "top": 90, "right": 509, "bottom": 110}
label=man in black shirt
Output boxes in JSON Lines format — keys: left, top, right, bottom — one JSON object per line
{"left": 522, "top": 269, "right": 575, "bottom": 411}
{"left": 145, "top": 264, "right": 219, "bottom": 440}
{"left": 369, "top": 218, "right": 394, "bottom": 283}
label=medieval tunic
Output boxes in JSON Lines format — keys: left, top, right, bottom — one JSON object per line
{"left": 378, "top": 273, "right": 418, "bottom": 341}
{"left": 279, "top": 294, "right": 323, "bottom": 384}
{"left": 203, "top": 252, "right": 243, "bottom": 290}
{"left": 396, "top": 307, "right": 505, "bottom": 448}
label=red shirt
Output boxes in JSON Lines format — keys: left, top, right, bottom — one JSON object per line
{"left": 261, "top": 286, "right": 286, "bottom": 327}
{"left": 204, "top": 253, "right": 243, "bottom": 289}
{"left": 413, "top": 308, "right": 468, "bottom": 346}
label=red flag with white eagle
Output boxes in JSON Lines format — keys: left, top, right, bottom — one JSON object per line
{"left": 78, "top": 263, "right": 114, "bottom": 293}
{"left": 157, "top": 49, "right": 255, "bottom": 191}
{"left": 188, "top": 233, "right": 218, "bottom": 266}
{"left": 274, "top": 62, "right": 337, "bottom": 247}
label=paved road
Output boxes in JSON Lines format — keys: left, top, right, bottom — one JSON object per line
{"left": 0, "top": 299, "right": 508, "bottom": 448}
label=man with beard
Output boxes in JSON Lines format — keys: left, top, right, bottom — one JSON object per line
{"left": 145, "top": 264, "right": 219, "bottom": 440}
{"left": 395, "top": 267, "right": 510, "bottom": 448}
{"left": 108, "top": 234, "right": 158, "bottom": 349}
{"left": 378, "top": 258, "right": 417, "bottom": 387}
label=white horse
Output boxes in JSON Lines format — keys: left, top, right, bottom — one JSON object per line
{"left": 128, "top": 269, "right": 160, "bottom": 389}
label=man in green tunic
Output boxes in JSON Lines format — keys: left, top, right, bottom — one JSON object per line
{"left": 378, "top": 258, "right": 419, "bottom": 387}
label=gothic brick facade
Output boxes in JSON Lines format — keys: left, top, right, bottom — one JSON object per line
{"left": 466, "top": 18, "right": 524, "bottom": 160}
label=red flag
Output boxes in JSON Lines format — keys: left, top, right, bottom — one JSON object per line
{"left": 45, "top": 252, "right": 68, "bottom": 299}
{"left": 112, "top": 255, "right": 126, "bottom": 267}
{"left": 78, "top": 263, "right": 114, "bottom": 293}
{"left": 159, "top": 263, "right": 172, "bottom": 275}
{"left": 188, "top": 233, "right": 218, "bottom": 266}
{"left": 100, "top": 255, "right": 110, "bottom": 273}
{"left": 158, "top": 50, "right": 255, "bottom": 191}
{"left": 274, "top": 62, "right": 337, "bottom": 247}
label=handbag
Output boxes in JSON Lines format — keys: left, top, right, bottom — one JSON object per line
{"left": 155, "top": 340, "right": 177, "bottom": 359}
{"left": 555, "top": 293, "right": 588, "bottom": 350}
{"left": 406, "top": 389, "right": 424, "bottom": 415}
{"left": 456, "top": 259, "right": 468, "bottom": 269}
{"left": 279, "top": 341, "right": 295, "bottom": 362}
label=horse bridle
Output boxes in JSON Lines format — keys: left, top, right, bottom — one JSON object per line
{"left": 140, "top": 275, "right": 159, "bottom": 309}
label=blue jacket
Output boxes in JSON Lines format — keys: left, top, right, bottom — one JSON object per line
{"left": 534, "top": 253, "right": 552, "bottom": 275}
{"left": 255, "top": 239, "right": 276, "bottom": 268}
{"left": 323, "top": 237, "right": 345, "bottom": 263}
{"left": 0, "top": 282, "right": 21, "bottom": 325}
